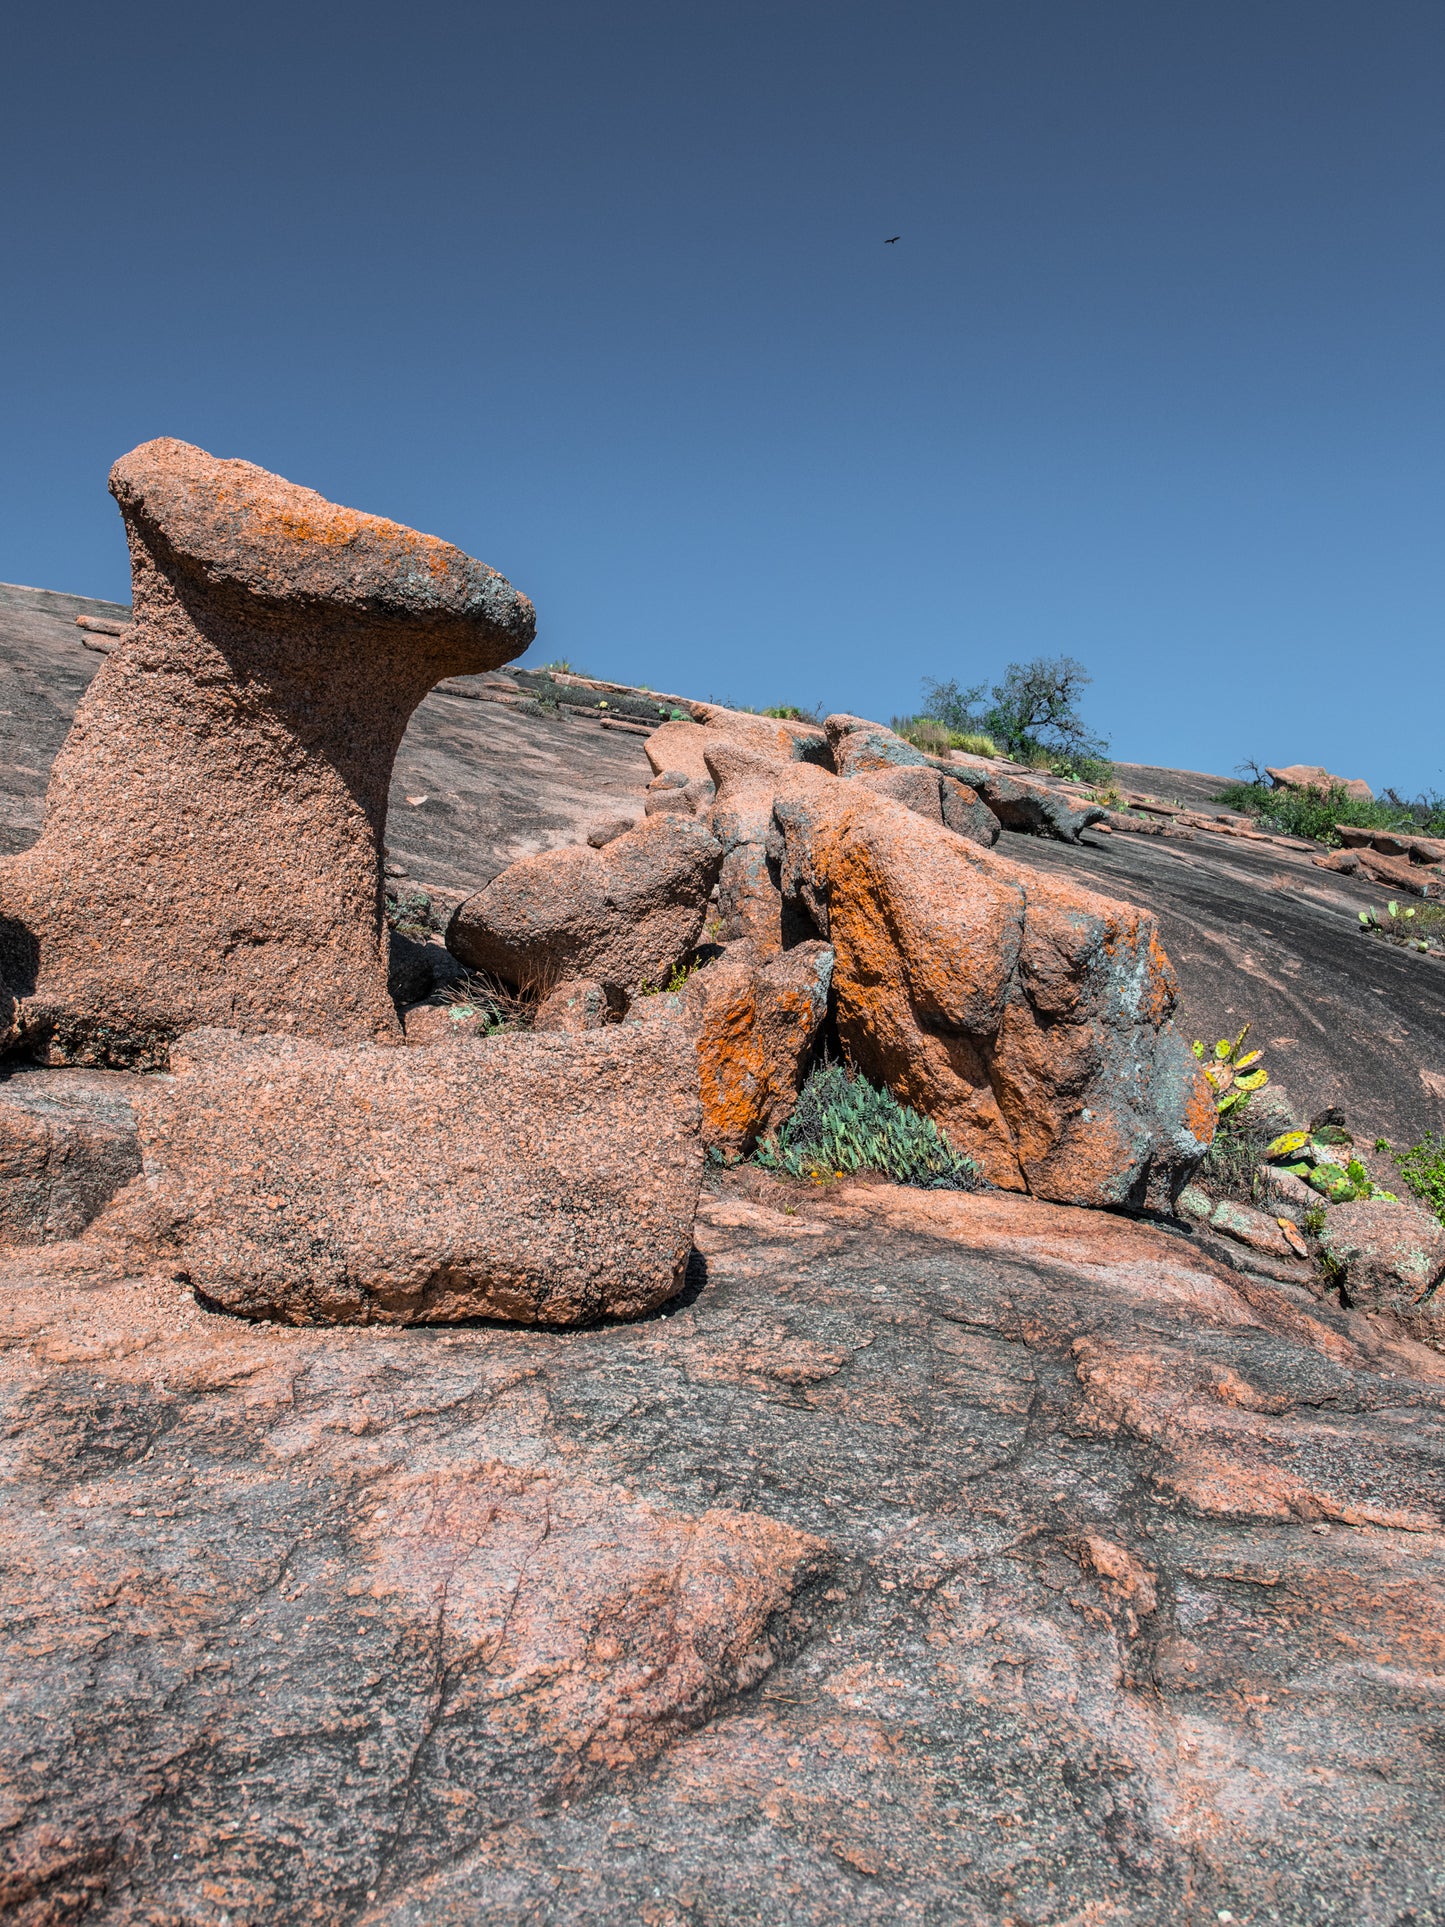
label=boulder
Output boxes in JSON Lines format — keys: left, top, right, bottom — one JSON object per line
{"left": 1205, "top": 1196, "right": 1299, "bottom": 1261}
{"left": 0, "top": 1068, "right": 142, "bottom": 1243}
{"left": 532, "top": 977, "right": 621, "bottom": 1032}
{"left": 446, "top": 813, "right": 722, "bottom": 996}
{"left": 771, "top": 780, "right": 1213, "bottom": 1206}
{"left": 703, "top": 743, "right": 836, "bottom": 953}
{"left": 628, "top": 940, "right": 833, "bottom": 1155}
{"left": 644, "top": 711, "right": 830, "bottom": 790}
{"left": 824, "top": 713, "right": 936, "bottom": 777}
{"left": 401, "top": 1001, "right": 496, "bottom": 1044}
{"left": 0, "top": 439, "right": 534, "bottom": 1068}
{"left": 586, "top": 815, "right": 638, "bottom": 849}
{"left": 851, "top": 764, "right": 1000, "bottom": 849}
{"left": 1318, "top": 1198, "right": 1445, "bottom": 1343}
{"left": 969, "top": 768, "right": 1107, "bottom": 842}
{"left": 1267, "top": 764, "right": 1374, "bottom": 803}
{"left": 125, "top": 1026, "right": 703, "bottom": 1326}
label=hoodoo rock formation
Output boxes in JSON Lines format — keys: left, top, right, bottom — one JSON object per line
{"left": 0, "top": 439, "right": 535, "bottom": 1068}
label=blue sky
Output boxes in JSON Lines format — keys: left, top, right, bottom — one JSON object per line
{"left": 3, "top": 2, "right": 1441, "bottom": 792}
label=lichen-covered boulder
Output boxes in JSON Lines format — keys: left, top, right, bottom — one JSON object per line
{"left": 446, "top": 814, "right": 722, "bottom": 995}
{"left": 629, "top": 940, "right": 833, "bottom": 1155}
{"left": 771, "top": 780, "right": 1213, "bottom": 1206}
{"left": 124, "top": 1025, "right": 703, "bottom": 1326}
{"left": 0, "top": 439, "right": 534, "bottom": 1068}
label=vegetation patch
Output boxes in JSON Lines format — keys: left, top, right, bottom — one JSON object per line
{"left": 384, "top": 885, "right": 444, "bottom": 941}
{"left": 909, "top": 656, "right": 1111, "bottom": 784}
{"left": 1215, "top": 777, "right": 1445, "bottom": 847}
{"left": 755, "top": 1062, "right": 979, "bottom": 1190}
{"left": 1392, "top": 1131, "right": 1445, "bottom": 1226}
{"left": 1359, "top": 901, "right": 1445, "bottom": 958}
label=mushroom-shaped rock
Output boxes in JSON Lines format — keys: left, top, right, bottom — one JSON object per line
{"left": 0, "top": 440, "right": 535, "bottom": 1067}
{"left": 446, "top": 814, "right": 723, "bottom": 996}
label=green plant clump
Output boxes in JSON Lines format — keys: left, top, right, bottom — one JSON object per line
{"left": 755, "top": 1063, "right": 979, "bottom": 1190}
{"left": 1192, "top": 1026, "right": 1268, "bottom": 1115}
{"left": 892, "top": 715, "right": 1001, "bottom": 759}
{"left": 1215, "top": 779, "right": 1445, "bottom": 847}
{"left": 1394, "top": 1131, "right": 1445, "bottom": 1226}
{"left": 1360, "top": 901, "right": 1445, "bottom": 955}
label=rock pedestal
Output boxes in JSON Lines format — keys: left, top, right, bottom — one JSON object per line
{"left": 0, "top": 439, "right": 535, "bottom": 1067}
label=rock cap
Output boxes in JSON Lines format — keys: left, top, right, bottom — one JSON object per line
{"left": 110, "top": 438, "right": 536, "bottom": 647}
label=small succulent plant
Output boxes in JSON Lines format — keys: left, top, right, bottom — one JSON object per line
{"left": 1192, "top": 1025, "right": 1268, "bottom": 1115}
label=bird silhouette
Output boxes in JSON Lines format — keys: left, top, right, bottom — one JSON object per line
{"left": 884, "top": 235, "right": 900, "bottom": 244}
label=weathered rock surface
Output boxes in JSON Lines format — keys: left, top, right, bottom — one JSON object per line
{"left": 1319, "top": 1196, "right": 1445, "bottom": 1341}
{"left": 0, "top": 1067, "right": 142, "bottom": 1243}
{"left": 645, "top": 710, "right": 829, "bottom": 790}
{"left": 851, "top": 763, "right": 1000, "bottom": 847}
{"left": 0, "top": 443, "right": 535, "bottom": 1069}
{"left": 704, "top": 742, "right": 835, "bottom": 953}
{"left": 446, "top": 813, "right": 722, "bottom": 995}
{"left": 119, "top": 1025, "right": 703, "bottom": 1326}
{"left": 4, "top": 1172, "right": 1445, "bottom": 1922}
{"left": 773, "top": 779, "right": 1214, "bottom": 1204}
{"left": 629, "top": 940, "right": 834, "bottom": 1154}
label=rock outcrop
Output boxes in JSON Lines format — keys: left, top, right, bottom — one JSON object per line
{"left": 772, "top": 778, "right": 1213, "bottom": 1204}
{"left": 851, "top": 763, "right": 1000, "bottom": 847}
{"left": 1268, "top": 762, "right": 1374, "bottom": 802}
{"left": 122, "top": 1025, "right": 703, "bottom": 1325}
{"left": 0, "top": 440, "right": 535, "bottom": 1068}
{"left": 629, "top": 939, "right": 834, "bottom": 1154}
{"left": 966, "top": 766, "right": 1107, "bottom": 841}
{"left": 446, "top": 813, "right": 722, "bottom": 995}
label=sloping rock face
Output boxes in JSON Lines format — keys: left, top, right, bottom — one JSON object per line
{"left": 121, "top": 1025, "right": 702, "bottom": 1325}
{"left": 446, "top": 813, "right": 722, "bottom": 995}
{"left": 3, "top": 1174, "right": 1444, "bottom": 1922}
{"left": 0, "top": 440, "right": 534, "bottom": 1068}
{"left": 629, "top": 939, "right": 834, "bottom": 1154}
{"left": 773, "top": 780, "right": 1214, "bottom": 1204}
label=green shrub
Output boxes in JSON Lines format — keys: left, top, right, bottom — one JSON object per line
{"left": 755, "top": 1063, "right": 979, "bottom": 1190}
{"left": 1395, "top": 1131, "right": 1445, "bottom": 1226}
{"left": 761, "top": 703, "right": 823, "bottom": 724}
{"left": 1215, "top": 779, "right": 1445, "bottom": 847}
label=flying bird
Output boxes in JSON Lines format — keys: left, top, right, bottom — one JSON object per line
{"left": 884, "top": 235, "right": 900, "bottom": 244}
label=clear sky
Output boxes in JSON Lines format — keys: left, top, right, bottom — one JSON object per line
{"left": 3, "top": 2, "right": 1441, "bottom": 793}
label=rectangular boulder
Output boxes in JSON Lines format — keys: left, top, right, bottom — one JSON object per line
{"left": 125, "top": 1026, "right": 703, "bottom": 1326}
